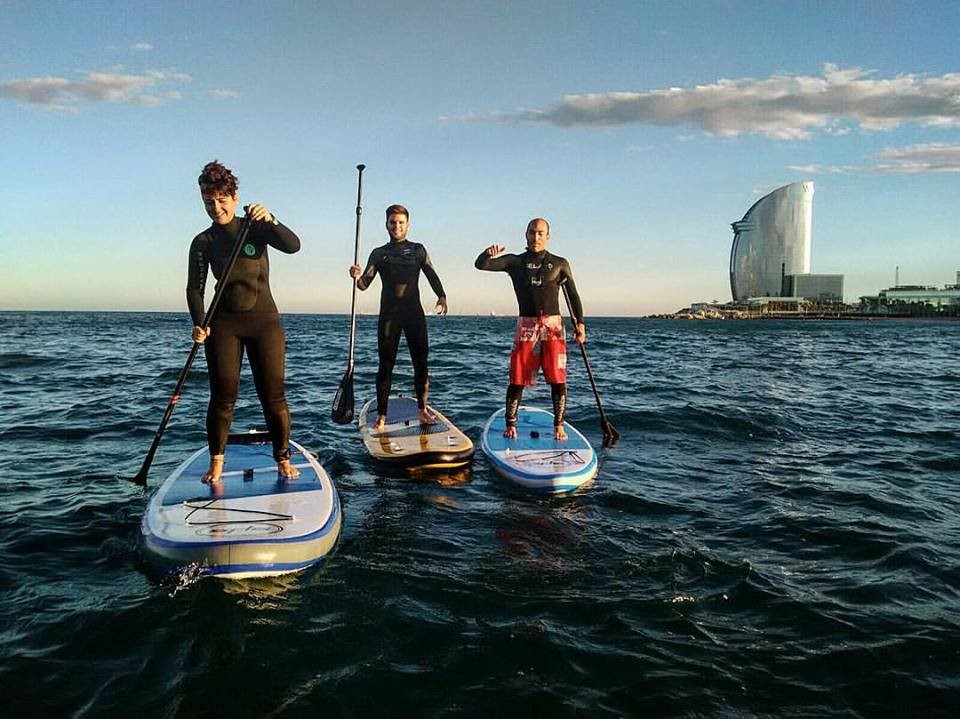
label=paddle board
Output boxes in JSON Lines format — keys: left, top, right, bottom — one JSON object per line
{"left": 481, "top": 406, "right": 598, "bottom": 493}
{"left": 358, "top": 396, "right": 474, "bottom": 469}
{"left": 141, "top": 431, "right": 341, "bottom": 578}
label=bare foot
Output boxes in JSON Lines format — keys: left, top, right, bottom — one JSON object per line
{"left": 553, "top": 425, "right": 568, "bottom": 441}
{"left": 201, "top": 454, "right": 225, "bottom": 484}
{"left": 373, "top": 415, "right": 387, "bottom": 432}
{"left": 503, "top": 425, "right": 517, "bottom": 439}
{"left": 419, "top": 408, "right": 437, "bottom": 425}
{"left": 278, "top": 459, "right": 300, "bottom": 479}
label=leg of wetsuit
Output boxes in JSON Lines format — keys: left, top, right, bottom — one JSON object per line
{"left": 505, "top": 384, "right": 524, "bottom": 427}
{"left": 376, "top": 315, "right": 403, "bottom": 417}
{"left": 551, "top": 382, "right": 567, "bottom": 428}
{"left": 246, "top": 314, "right": 292, "bottom": 462}
{"left": 204, "top": 315, "right": 244, "bottom": 456}
{"left": 405, "top": 310, "right": 430, "bottom": 409}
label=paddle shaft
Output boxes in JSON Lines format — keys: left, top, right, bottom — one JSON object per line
{"left": 560, "top": 281, "right": 619, "bottom": 446}
{"left": 131, "top": 216, "right": 253, "bottom": 485}
{"left": 331, "top": 164, "right": 365, "bottom": 424}
{"left": 346, "top": 164, "right": 365, "bottom": 369}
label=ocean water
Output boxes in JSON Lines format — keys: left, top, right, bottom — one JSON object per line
{"left": 1, "top": 311, "right": 958, "bottom": 718}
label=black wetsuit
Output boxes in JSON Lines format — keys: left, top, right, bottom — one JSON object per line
{"left": 186, "top": 216, "right": 300, "bottom": 461}
{"left": 356, "top": 239, "right": 446, "bottom": 416}
{"left": 475, "top": 249, "right": 584, "bottom": 428}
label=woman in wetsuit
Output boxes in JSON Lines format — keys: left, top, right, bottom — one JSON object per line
{"left": 186, "top": 160, "right": 301, "bottom": 483}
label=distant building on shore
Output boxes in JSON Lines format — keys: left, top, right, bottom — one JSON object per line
{"left": 859, "top": 272, "right": 960, "bottom": 315}
{"left": 729, "top": 181, "right": 844, "bottom": 304}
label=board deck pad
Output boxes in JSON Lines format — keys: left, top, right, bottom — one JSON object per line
{"left": 358, "top": 396, "right": 474, "bottom": 469}
{"left": 141, "top": 433, "right": 341, "bottom": 578}
{"left": 481, "top": 406, "right": 598, "bottom": 493}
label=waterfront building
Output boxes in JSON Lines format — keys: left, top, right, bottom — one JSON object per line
{"left": 784, "top": 274, "right": 844, "bottom": 302}
{"left": 729, "top": 181, "right": 814, "bottom": 301}
{"left": 859, "top": 278, "right": 960, "bottom": 315}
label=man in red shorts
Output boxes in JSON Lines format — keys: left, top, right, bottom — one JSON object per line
{"left": 475, "top": 218, "right": 586, "bottom": 440}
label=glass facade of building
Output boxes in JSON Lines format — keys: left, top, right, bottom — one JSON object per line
{"left": 729, "top": 181, "right": 814, "bottom": 301}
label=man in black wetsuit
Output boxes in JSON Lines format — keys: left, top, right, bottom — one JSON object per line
{"left": 475, "top": 217, "right": 586, "bottom": 441}
{"left": 349, "top": 204, "right": 448, "bottom": 432}
{"left": 187, "top": 160, "right": 301, "bottom": 484}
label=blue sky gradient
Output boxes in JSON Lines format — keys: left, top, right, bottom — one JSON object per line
{"left": 2, "top": 1, "right": 958, "bottom": 315}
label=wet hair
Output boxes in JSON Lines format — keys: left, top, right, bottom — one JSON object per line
{"left": 198, "top": 160, "right": 238, "bottom": 196}
{"left": 385, "top": 204, "right": 409, "bottom": 220}
{"left": 527, "top": 217, "right": 550, "bottom": 233}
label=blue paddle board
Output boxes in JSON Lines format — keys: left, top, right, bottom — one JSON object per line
{"left": 141, "top": 431, "right": 341, "bottom": 578}
{"left": 481, "top": 406, "right": 598, "bottom": 493}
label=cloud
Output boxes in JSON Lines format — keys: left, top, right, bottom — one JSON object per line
{"left": 129, "top": 42, "right": 153, "bottom": 52}
{"left": 0, "top": 69, "right": 190, "bottom": 110}
{"left": 868, "top": 142, "right": 960, "bottom": 173}
{"left": 209, "top": 88, "right": 238, "bottom": 99}
{"left": 465, "top": 64, "right": 960, "bottom": 139}
{"left": 789, "top": 142, "right": 960, "bottom": 175}
{"left": 787, "top": 164, "right": 850, "bottom": 174}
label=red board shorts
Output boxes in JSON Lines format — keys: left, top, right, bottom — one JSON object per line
{"left": 509, "top": 314, "right": 567, "bottom": 386}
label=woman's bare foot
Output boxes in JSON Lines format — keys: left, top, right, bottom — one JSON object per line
{"left": 278, "top": 459, "right": 300, "bottom": 479}
{"left": 419, "top": 408, "right": 437, "bottom": 425}
{"left": 373, "top": 414, "right": 387, "bottom": 432}
{"left": 201, "top": 454, "right": 225, "bottom": 484}
{"left": 553, "top": 425, "right": 568, "bottom": 441}
{"left": 503, "top": 425, "right": 517, "bottom": 439}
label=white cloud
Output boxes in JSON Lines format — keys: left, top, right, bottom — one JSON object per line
{"left": 467, "top": 64, "right": 960, "bottom": 140}
{"left": 787, "top": 164, "right": 851, "bottom": 174}
{"left": 209, "top": 88, "right": 238, "bottom": 99}
{"left": 130, "top": 42, "right": 153, "bottom": 52}
{"left": 0, "top": 69, "right": 190, "bottom": 110}
{"left": 867, "top": 142, "right": 960, "bottom": 174}
{"left": 790, "top": 142, "right": 960, "bottom": 175}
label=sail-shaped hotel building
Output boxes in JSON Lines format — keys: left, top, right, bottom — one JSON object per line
{"left": 729, "top": 182, "right": 815, "bottom": 301}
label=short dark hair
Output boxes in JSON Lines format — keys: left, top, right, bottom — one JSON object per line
{"left": 198, "top": 160, "right": 238, "bottom": 196}
{"left": 385, "top": 204, "right": 409, "bottom": 220}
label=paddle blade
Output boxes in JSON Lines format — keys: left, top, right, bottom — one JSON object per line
{"left": 601, "top": 420, "right": 620, "bottom": 448}
{"left": 331, "top": 369, "right": 355, "bottom": 424}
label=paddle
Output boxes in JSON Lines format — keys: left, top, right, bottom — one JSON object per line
{"left": 331, "top": 163, "right": 366, "bottom": 424}
{"left": 560, "top": 279, "right": 620, "bottom": 448}
{"left": 128, "top": 215, "right": 254, "bottom": 485}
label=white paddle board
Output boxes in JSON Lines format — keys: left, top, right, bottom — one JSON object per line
{"left": 141, "top": 431, "right": 342, "bottom": 578}
{"left": 481, "top": 406, "right": 598, "bottom": 493}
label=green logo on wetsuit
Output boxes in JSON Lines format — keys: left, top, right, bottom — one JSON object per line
{"left": 243, "top": 243, "right": 256, "bottom": 257}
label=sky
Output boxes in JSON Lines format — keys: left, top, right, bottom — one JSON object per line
{"left": 1, "top": 0, "right": 958, "bottom": 316}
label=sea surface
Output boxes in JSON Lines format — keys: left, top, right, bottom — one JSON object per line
{"left": 1, "top": 312, "right": 958, "bottom": 718}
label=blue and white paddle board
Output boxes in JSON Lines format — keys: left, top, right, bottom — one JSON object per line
{"left": 141, "top": 431, "right": 341, "bottom": 578}
{"left": 481, "top": 406, "right": 598, "bottom": 493}
{"left": 358, "top": 396, "right": 474, "bottom": 469}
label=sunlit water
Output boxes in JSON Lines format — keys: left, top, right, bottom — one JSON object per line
{"left": 1, "top": 312, "right": 958, "bottom": 717}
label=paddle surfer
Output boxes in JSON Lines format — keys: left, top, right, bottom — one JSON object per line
{"left": 475, "top": 217, "right": 586, "bottom": 441}
{"left": 349, "top": 204, "right": 448, "bottom": 432}
{"left": 187, "top": 160, "right": 301, "bottom": 483}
